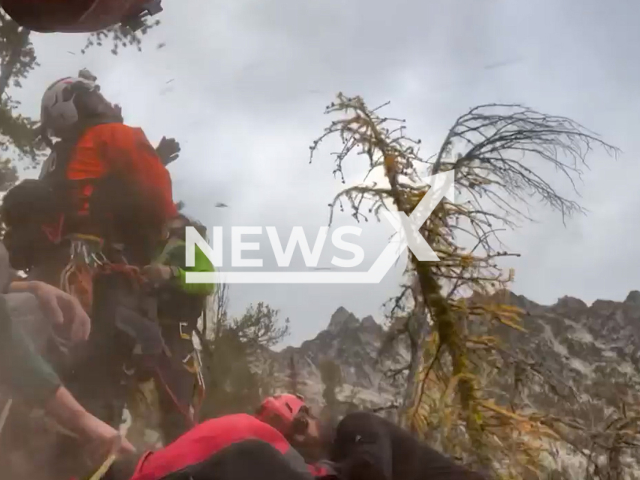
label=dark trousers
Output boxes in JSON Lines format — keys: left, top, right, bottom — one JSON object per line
{"left": 129, "top": 320, "right": 199, "bottom": 446}
{"left": 158, "top": 440, "right": 314, "bottom": 480}
{"left": 62, "top": 272, "right": 151, "bottom": 426}
{"left": 152, "top": 345, "right": 197, "bottom": 445}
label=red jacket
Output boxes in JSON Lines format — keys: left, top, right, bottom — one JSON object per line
{"left": 130, "top": 414, "right": 313, "bottom": 480}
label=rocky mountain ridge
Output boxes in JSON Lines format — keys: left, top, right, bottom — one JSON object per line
{"left": 250, "top": 306, "right": 409, "bottom": 411}
{"left": 252, "top": 290, "right": 640, "bottom": 448}
{"left": 492, "top": 290, "right": 640, "bottom": 418}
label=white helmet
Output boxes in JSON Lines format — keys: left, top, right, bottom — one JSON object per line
{"left": 40, "top": 76, "right": 98, "bottom": 138}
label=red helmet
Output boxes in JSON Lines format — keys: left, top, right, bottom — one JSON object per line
{"left": 255, "top": 393, "right": 307, "bottom": 434}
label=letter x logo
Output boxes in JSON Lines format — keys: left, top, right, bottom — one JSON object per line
{"left": 381, "top": 170, "right": 455, "bottom": 261}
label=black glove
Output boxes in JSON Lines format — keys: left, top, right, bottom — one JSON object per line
{"left": 156, "top": 137, "right": 181, "bottom": 166}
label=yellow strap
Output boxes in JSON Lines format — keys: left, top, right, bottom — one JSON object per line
{"left": 68, "top": 234, "right": 104, "bottom": 243}
{"left": 179, "top": 322, "right": 191, "bottom": 340}
{"left": 87, "top": 453, "right": 116, "bottom": 480}
{"left": 86, "top": 433, "right": 124, "bottom": 480}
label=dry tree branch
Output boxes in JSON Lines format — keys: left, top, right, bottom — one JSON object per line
{"left": 310, "top": 93, "right": 619, "bottom": 478}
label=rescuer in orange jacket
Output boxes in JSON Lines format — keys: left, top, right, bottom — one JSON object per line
{"left": 0, "top": 0, "right": 163, "bottom": 33}
{"left": 0, "top": 71, "right": 192, "bottom": 479}
{"left": 39, "top": 74, "right": 177, "bottom": 231}
{"left": 31, "top": 72, "right": 179, "bottom": 275}
{"left": 37, "top": 69, "right": 179, "bottom": 407}
{"left": 0, "top": 72, "right": 182, "bottom": 440}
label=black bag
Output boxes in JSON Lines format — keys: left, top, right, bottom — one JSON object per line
{"left": 0, "top": 179, "right": 64, "bottom": 271}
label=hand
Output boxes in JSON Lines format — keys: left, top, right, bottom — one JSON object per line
{"left": 77, "top": 410, "right": 137, "bottom": 460}
{"left": 46, "top": 387, "right": 136, "bottom": 460}
{"left": 9, "top": 280, "right": 91, "bottom": 343}
{"left": 78, "top": 69, "right": 97, "bottom": 82}
{"left": 156, "top": 136, "right": 180, "bottom": 166}
{"left": 114, "top": 103, "right": 123, "bottom": 119}
{"left": 142, "top": 264, "right": 174, "bottom": 284}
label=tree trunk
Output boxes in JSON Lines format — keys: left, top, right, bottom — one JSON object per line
{"left": 398, "top": 280, "right": 429, "bottom": 429}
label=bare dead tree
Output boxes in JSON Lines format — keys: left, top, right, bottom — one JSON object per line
{"left": 310, "top": 93, "right": 619, "bottom": 477}
{"left": 429, "top": 103, "right": 619, "bottom": 223}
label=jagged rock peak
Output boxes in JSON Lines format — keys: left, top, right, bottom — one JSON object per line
{"left": 469, "top": 289, "right": 538, "bottom": 311}
{"left": 327, "top": 307, "right": 360, "bottom": 333}
{"left": 361, "top": 315, "right": 377, "bottom": 328}
{"left": 624, "top": 290, "right": 640, "bottom": 306}
{"left": 553, "top": 296, "right": 588, "bottom": 310}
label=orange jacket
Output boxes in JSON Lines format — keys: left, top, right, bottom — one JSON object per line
{"left": 64, "top": 122, "right": 177, "bottom": 222}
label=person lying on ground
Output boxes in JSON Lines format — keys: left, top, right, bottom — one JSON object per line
{"left": 101, "top": 413, "right": 336, "bottom": 480}
{"left": 256, "top": 394, "right": 488, "bottom": 480}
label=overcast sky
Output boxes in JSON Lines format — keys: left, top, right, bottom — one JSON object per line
{"left": 11, "top": 0, "right": 640, "bottom": 347}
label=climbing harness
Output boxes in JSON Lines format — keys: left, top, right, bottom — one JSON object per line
{"left": 59, "top": 234, "right": 144, "bottom": 312}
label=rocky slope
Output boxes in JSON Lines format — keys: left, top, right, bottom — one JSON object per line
{"left": 489, "top": 291, "right": 640, "bottom": 422}
{"left": 250, "top": 306, "right": 409, "bottom": 412}
{"left": 256, "top": 291, "right": 640, "bottom": 414}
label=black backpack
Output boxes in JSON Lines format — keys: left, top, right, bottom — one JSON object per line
{"left": 0, "top": 179, "right": 65, "bottom": 271}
